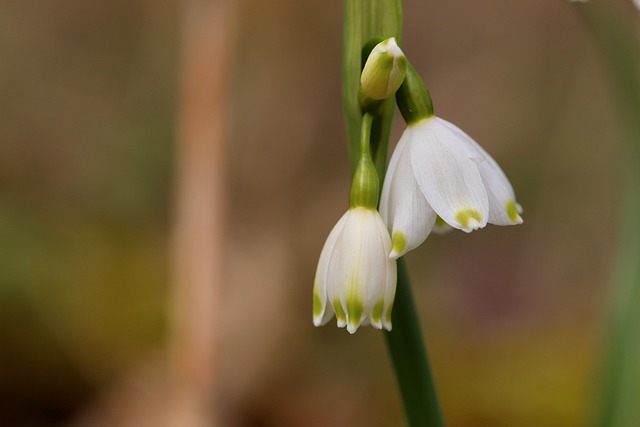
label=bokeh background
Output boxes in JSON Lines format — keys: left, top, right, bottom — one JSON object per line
{"left": 0, "top": 0, "right": 635, "bottom": 426}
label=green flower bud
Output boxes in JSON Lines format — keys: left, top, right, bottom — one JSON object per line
{"left": 360, "top": 37, "right": 407, "bottom": 101}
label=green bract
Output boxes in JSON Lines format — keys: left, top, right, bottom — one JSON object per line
{"left": 349, "top": 113, "right": 379, "bottom": 209}
{"left": 395, "top": 64, "right": 434, "bottom": 124}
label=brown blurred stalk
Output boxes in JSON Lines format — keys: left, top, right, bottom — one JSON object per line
{"left": 167, "top": 0, "right": 235, "bottom": 426}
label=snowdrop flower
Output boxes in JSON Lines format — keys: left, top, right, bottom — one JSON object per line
{"left": 313, "top": 206, "right": 396, "bottom": 333}
{"left": 380, "top": 65, "right": 523, "bottom": 258}
{"left": 313, "top": 114, "right": 396, "bottom": 333}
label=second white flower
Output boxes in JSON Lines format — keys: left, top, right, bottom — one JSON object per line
{"left": 380, "top": 116, "right": 523, "bottom": 258}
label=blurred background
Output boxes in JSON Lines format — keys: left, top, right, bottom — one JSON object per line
{"left": 0, "top": 0, "right": 635, "bottom": 426}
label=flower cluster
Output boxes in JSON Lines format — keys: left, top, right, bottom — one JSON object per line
{"left": 313, "top": 38, "right": 522, "bottom": 333}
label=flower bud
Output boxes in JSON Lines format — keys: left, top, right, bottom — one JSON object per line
{"left": 360, "top": 37, "right": 407, "bottom": 101}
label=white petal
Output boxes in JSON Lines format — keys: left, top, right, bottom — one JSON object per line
{"left": 409, "top": 117, "right": 489, "bottom": 232}
{"left": 381, "top": 129, "right": 437, "bottom": 258}
{"left": 326, "top": 208, "right": 387, "bottom": 333}
{"left": 312, "top": 210, "right": 349, "bottom": 326}
{"left": 439, "top": 119, "right": 523, "bottom": 225}
{"left": 474, "top": 157, "right": 523, "bottom": 225}
{"left": 388, "top": 184, "right": 436, "bottom": 259}
{"left": 354, "top": 210, "right": 388, "bottom": 331}
{"left": 375, "top": 213, "right": 397, "bottom": 331}
{"left": 367, "top": 213, "right": 394, "bottom": 329}
{"left": 380, "top": 130, "right": 410, "bottom": 227}
{"left": 324, "top": 215, "right": 349, "bottom": 329}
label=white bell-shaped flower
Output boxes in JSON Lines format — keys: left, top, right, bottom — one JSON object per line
{"left": 380, "top": 116, "right": 523, "bottom": 258}
{"left": 313, "top": 113, "right": 397, "bottom": 334}
{"left": 313, "top": 207, "right": 397, "bottom": 334}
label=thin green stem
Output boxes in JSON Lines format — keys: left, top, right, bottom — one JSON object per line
{"left": 576, "top": 4, "right": 640, "bottom": 427}
{"left": 385, "top": 258, "right": 446, "bottom": 427}
{"left": 360, "top": 112, "right": 373, "bottom": 159}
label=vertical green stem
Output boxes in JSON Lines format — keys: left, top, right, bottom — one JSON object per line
{"left": 385, "top": 258, "right": 446, "bottom": 427}
{"left": 343, "top": 0, "right": 402, "bottom": 177}
{"left": 360, "top": 112, "right": 374, "bottom": 159}
{"left": 577, "top": 4, "right": 640, "bottom": 427}
{"left": 343, "top": 1, "right": 445, "bottom": 426}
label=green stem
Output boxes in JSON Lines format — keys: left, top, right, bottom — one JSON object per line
{"left": 385, "top": 258, "right": 446, "bottom": 427}
{"left": 343, "top": 0, "right": 402, "bottom": 177}
{"left": 577, "top": 4, "right": 640, "bottom": 427}
{"left": 343, "top": 2, "right": 445, "bottom": 426}
{"left": 360, "top": 112, "right": 373, "bottom": 159}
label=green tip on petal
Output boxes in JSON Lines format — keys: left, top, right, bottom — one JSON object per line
{"left": 435, "top": 216, "right": 447, "bottom": 228}
{"left": 506, "top": 199, "right": 522, "bottom": 223}
{"left": 391, "top": 231, "right": 406, "bottom": 258}
{"left": 346, "top": 297, "right": 364, "bottom": 326}
{"left": 371, "top": 300, "right": 384, "bottom": 324}
{"left": 313, "top": 292, "right": 323, "bottom": 318}
{"left": 333, "top": 299, "right": 347, "bottom": 325}
{"left": 455, "top": 209, "right": 482, "bottom": 231}
{"left": 384, "top": 303, "right": 393, "bottom": 330}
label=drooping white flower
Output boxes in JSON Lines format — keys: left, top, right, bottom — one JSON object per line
{"left": 313, "top": 112, "right": 397, "bottom": 334}
{"left": 380, "top": 116, "right": 523, "bottom": 258}
{"left": 313, "top": 206, "right": 397, "bottom": 333}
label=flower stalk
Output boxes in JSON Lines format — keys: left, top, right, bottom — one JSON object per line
{"left": 342, "top": 1, "right": 445, "bottom": 426}
{"left": 385, "top": 258, "right": 445, "bottom": 427}
{"left": 343, "top": 0, "right": 402, "bottom": 178}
